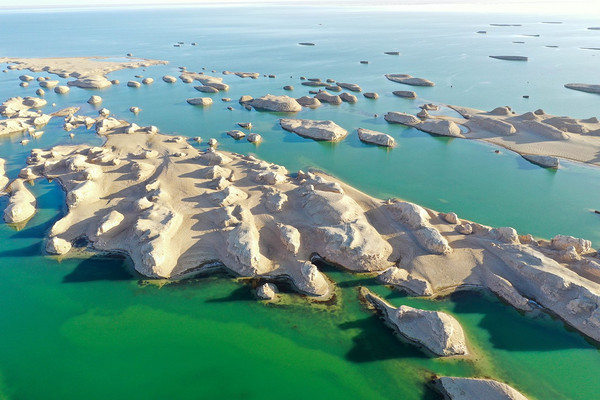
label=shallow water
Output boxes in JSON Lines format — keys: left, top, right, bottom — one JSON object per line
{"left": 1, "top": 5, "right": 600, "bottom": 400}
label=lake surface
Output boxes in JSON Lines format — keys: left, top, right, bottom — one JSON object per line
{"left": 0, "top": 5, "right": 599, "bottom": 399}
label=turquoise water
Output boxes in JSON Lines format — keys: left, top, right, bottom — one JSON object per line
{"left": 1, "top": 5, "right": 600, "bottom": 400}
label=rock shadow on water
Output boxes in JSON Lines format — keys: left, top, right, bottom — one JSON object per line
{"left": 449, "top": 290, "right": 591, "bottom": 352}
{"left": 62, "top": 254, "right": 134, "bottom": 283}
{"left": 339, "top": 315, "right": 430, "bottom": 363}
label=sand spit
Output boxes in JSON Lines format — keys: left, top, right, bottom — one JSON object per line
{"left": 385, "top": 104, "right": 600, "bottom": 166}
{"left": 361, "top": 288, "right": 468, "bottom": 357}
{"left": 2, "top": 113, "right": 597, "bottom": 346}
{"left": 564, "top": 83, "right": 600, "bottom": 95}
{"left": 489, "top": 56, "right": 528, "bottom": 61}
{"left": 434, "top": 377, "right": 529, "bottom": 400}
{"left": 385, "top": 74, "right": 435, "bottom": 87}
{"left": 0, "top": 57, "right": 167, "bottom": 89}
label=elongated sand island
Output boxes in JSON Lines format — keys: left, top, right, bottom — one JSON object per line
{"left": 385, "top": 104, "right": 600, "bottom": 167}
{"left": 0, "top": 56, "right": 168, "bottom": 88}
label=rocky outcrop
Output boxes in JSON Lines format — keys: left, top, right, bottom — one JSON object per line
{"left": 256, "top": 282, "right": 279, "bottom": 300}
{"left": 378, "top": 267, "right": 433, "bottom": 296}
{"left": 384, "top": 112, "right": 421, "bottom": 126}
{"left": 45, "top": 237, "right": 72, "bottom": 255}
{"left": 296, "top": 96, "right": 321, "bottom": 108}
{"left": 67, "top": 75, "right": 112, "bottom": 89}
{"left": 393, "top": 90, "right": 417, "bottom": 98}
{"left": 361, "top": 288, "right": 468, "bottom": 356}
{"left": 248, "top": 94, "right": 302, "bottom": 112}
{"left": 385, "top": 74, "right": 435, "bottom": 86}
{"left": 522, "top": 154, "right": 559, "bottom": 168}
{"left": 280, "top": 118, "right": 348, "bottom": 141}
{"left": 357, "top": 128, "right": 395, "bottom": 147}
{"left": 339, "top": 92, "right": 357, "bottom": 103}
{"left": 564, "top": 83, "right": 600, "bottom": 94}
{"left": 418, "top": 120, "right": 464, "bottom": 138}
{"left": 315, "top": 91, "right": 342, "bottom": 105}
{"left": 489, "top": 55, "right": 528, "bottom": 61}
{"left": 336, "top": 82, "right": 362, "bottom": 92}
{"left": 187, "top": 97, "right": 213, "bottom": 106}
{"left": 127, "top": 81, "right": 141, "bottom": 88}
{"left": 434, "top": 377, "right": 529, "bottom": 400}
{"left": 3, "top": 179, "right": 36, "bottom": 224}
{"left": 162, "top": 75, "right": 177, "bottom": 83}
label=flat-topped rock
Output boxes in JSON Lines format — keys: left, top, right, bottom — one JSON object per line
{"left": 418, "top": 120, "right": 464, "bottom": 138}
{"left": 195, "top": 85, "right": 219, "bottom": 93}
{"left": 54, "top": 86, "right": 70, "bottom": 94}
{"left": 296, "top": 96, "right": 321, "bottom": 108}
{"left": 127, "top": 80, "right": 141, "bottom": 88}
{"left": 315, "top": 92, "right": 342, "bottom": 105}
{"left": 337, "top": 82, "right": 362, "bottom": 92}
{"left": 68, "top": 75, "right": 112, "bottom": 89}
{"left": 361, "top": 288, "right": 468, "bottom": 356}
{"left": 280, "top": 118, "right": 348, "bottom": 141}
{"left": 357, "top": 128, "right": 395, "bottom": 147}
{"left": 39, "top": 80, "right": 59, "bottom": 88}
{"left": 435, "top": 377, "right": 529, "bottom": 400}
{"left": 162, "top": 75, "right": 177, "bottom": 83}
{"left": 187, "top": 97, "right": 213, "bottom": 106}
{"left": 384, "top": 112, "right": 421, "bottom": 126}
{"left": 248, "top": 94, "right": 302, "bottom": 112}
{"left": 339, "top": 92, "right": 357, "bottom": 103}
{"left": 490, "top": 55, "right": 528, "bottom": 61}
{"left": 564, "top": 83, "right": 600, "bottom": 94}
{"left": 522, "top": 154, "right": 559, "bottom": 168}
{"left": 385, "top": 74, "right": 435, "bottom": 87}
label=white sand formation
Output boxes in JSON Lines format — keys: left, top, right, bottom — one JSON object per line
{"left": 248, "top": 95, "right": 302, "bottom": 112}
{"left": 434, "top": 377, "right": 529, "bottom": 400}
{"left": 0, "top": 56, "right": 167, "bottom": 89}
{"left": 357, "top": 128, "right": 395, "bottom": 147}
{"left": 361, "top": 288, "right": 468, "bottom": 357}
{"left": 564, "top": 83, "right": 600, "bottom": 94}
{"left": 0, "top": 113, "right": 597, "bottom": 350}
{"left": 280, "top": 118, "right": 348, "bottom": 141}
{"left": 0, "top": 97, "right": 52, "bottom": 137}
{"left": 385, "top": 73, "right": 435, "bottom": 87}
{"left": 180, "top": 71, "right": 229, "bottom": 91}
{"left": 385, "top": 104, "right": 600, "bottom": 166}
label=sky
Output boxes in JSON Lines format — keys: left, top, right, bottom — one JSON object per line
{"left": 0, "top": 0, "right": 599, "bottom": 14}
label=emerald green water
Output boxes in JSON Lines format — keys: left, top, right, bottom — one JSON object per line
{"left": 1, "top": 5, "right": 600, "bottom": 400}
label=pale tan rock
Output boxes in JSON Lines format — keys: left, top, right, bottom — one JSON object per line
{"left": 378, "top": 267, "right": 433, "bottom": 296}
{"left": 357, "top": 128, "right": 395, "bottom": 147}
{"left": 3, "top": 179, "right": 36, "bottom": 224}
{"left": 248, "top": 94, "right": 302, "bottom": 112}
{"left": 385, "top": 73, "right": 435, "bottom": 86}
{"left": 247, "top": 133, "right": 262, "bottom": 144}
{"left": 87, "top": 95, "right": 102, "bottom": 105}
{"left": 45, "top": 237, "right": 72, "bottom": 255}
{"left": 96, "top": 210, "right": 125, "bottom": 236}
{"left": 315, "top": 91, "right": 342, "bottom": 105}
{"left": 127, "top": 80, "right": 141, "bottom": 88}
{"left": 162, "top": 75, "right": 177, "bottom": 83}
{"left": 551, "top": 234, "right": 591, "bottom": 254}
{"left": 280, "top": 118, "right": 348, "bottom": 141}
{"left": 339, "top": 92, "right": 357, "bottom": 103}
{"left": 435, "top": 377, "right": 529, "bottom": 400}
{"left": 296, "top": 96, "right": 321, "bottom": 108}
{"left": 187, "top": 97, "right": 213, "bottom": 106}
{"left": 362, "top": 288, "right": 468, "bottom": 356}
{"left": 256, "top": 283, "right": 279, "bottom": 300}
{"left": 384, "top": 112, "right": 421, "bottom": 126}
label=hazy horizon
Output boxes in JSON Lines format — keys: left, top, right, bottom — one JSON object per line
{"left": 1, "top": 0, "right": 599, "bottom": 15}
